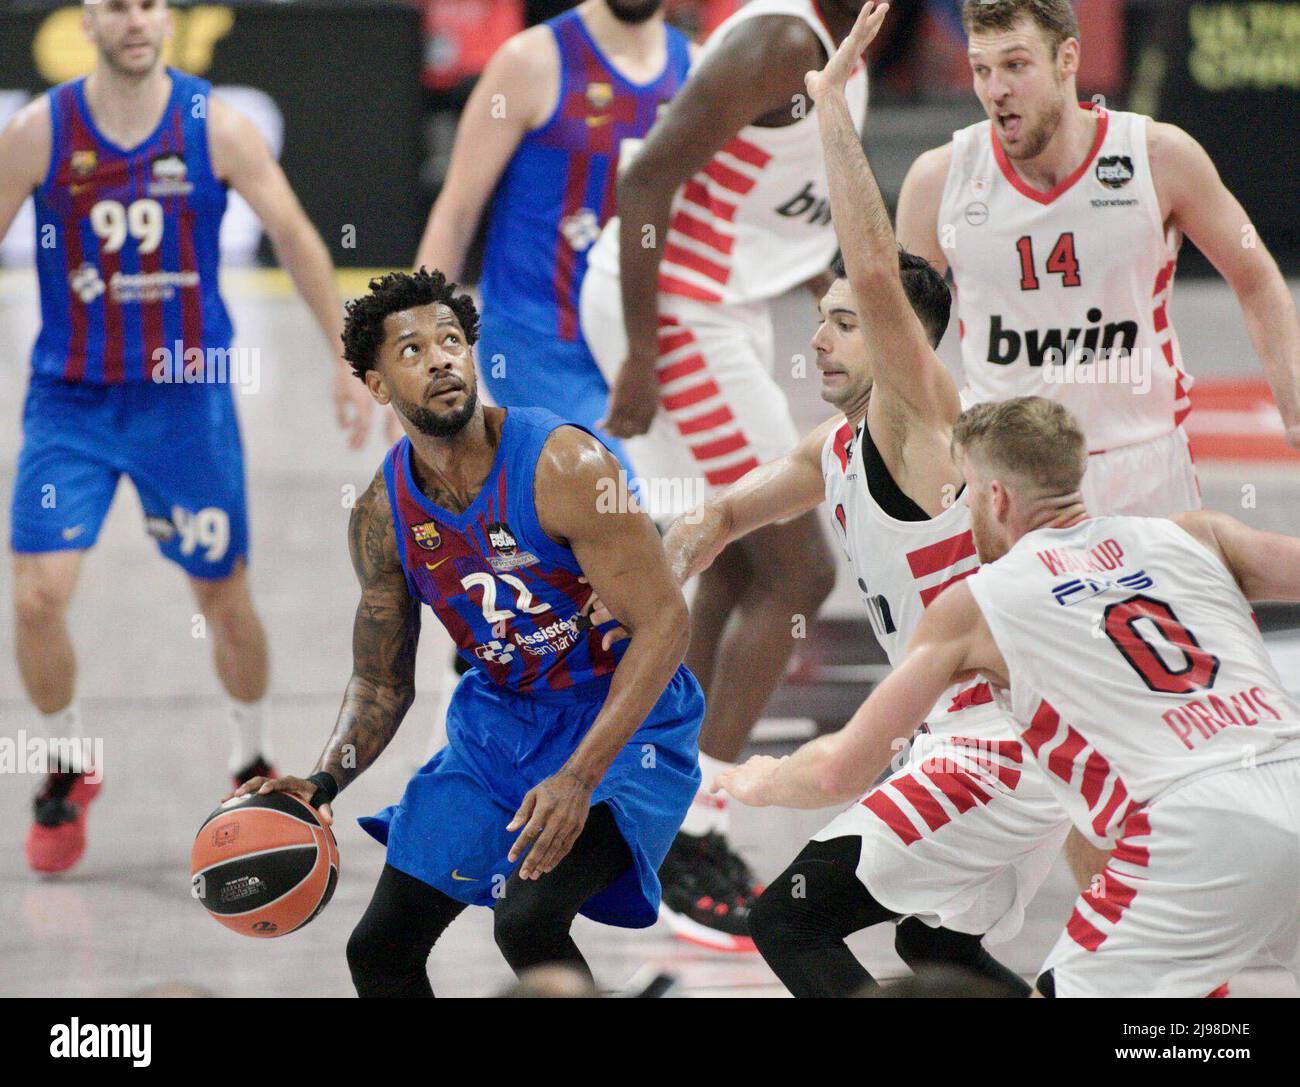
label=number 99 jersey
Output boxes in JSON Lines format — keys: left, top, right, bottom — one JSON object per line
{"left": 33, "top": 69, "right": 231, "bottom": 384}
{"left": 967, "top": 515, "right": 1300, "bottom": 849}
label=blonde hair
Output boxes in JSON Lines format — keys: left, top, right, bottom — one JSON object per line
{"left": 952, "top": 396, "right": 1087, "bottom": 495}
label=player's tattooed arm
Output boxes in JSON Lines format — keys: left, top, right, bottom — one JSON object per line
{"left": 807, "top": 3, "right": 961, "bottom": 429}
{"left": 313, "top": 471, "right": 421, "bottom": 793}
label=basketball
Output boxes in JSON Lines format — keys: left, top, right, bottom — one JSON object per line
{"left": 190, "top": 791, "right": 339, "bottom": 939}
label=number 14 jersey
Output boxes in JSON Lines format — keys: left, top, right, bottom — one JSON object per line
{"left": 940, "top": 106, "right": 1191, "bottom": 455}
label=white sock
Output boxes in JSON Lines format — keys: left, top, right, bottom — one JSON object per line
{"left": 228, "top": 697, "right": 273, "bottom": 773}
{"left": 681, "top": 753, "right": 733, "bottom": 837}
{"left": 39, "top": 701, "right": 84, "bottom": 773}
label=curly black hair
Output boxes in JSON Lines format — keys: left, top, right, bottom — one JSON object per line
{"left": 341, "top": 268, "right": 480, "bottom": 381}
{"left": 829, "top": 248, "right": 951, "bottom": 349}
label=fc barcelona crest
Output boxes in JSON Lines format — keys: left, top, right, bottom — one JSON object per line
{"left": 411, "top": 520, "right": 442, "bottom": 551}
{"left": 71, "top": 150, "right": 98, "bottom": 178}
{"left": 585, "top": 81, "right": 613, "bottom": 111}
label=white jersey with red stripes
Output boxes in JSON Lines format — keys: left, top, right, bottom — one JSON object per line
{"left": 588, "top": 0, "right": 867, "bottom": 306}
{"left": 967, "top": 515, "right": 1300, "bottom": 849}
{"left": 939, "top": 107, "right": 1191, "bottom": 454}
{"left": 822, "top": 417, "right": 1010, "bottom": 740}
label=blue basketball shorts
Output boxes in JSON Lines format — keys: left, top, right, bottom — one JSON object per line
{"left": 10, "top": 374, "right": 249, "bottom": 579}
{"left": 359, "top": 665, "right": 704, "bottom": 928}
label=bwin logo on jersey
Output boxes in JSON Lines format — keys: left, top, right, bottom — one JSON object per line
{"left": 775, "top": 181, "right": 833, "bottom": 227}
{"left": 69, "top": 263, "right": 106, "bottom": 303}
{"left": 475, "top": 639, "right": 516, "bottom": 665}
{"left": 987, "top": 309, "right": 1138, "bottom": 367}
{"left": 1095, "top": 156, "right": 1135, "bottom": 190}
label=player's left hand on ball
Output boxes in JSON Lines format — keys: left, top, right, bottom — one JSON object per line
{"left": 223, "top": 774, "right": 334, "bottom": 826}
{"left": 804, "top": 1, "right": 889, "bottom": 102}
{"left": 507, "top": 769, "right": 593, "bottom": 879}
{"left": 710, "top": 756, "right": 784, "bottom": 807}
{"left": 333, "top": 364, "right": 374, "bottom": 450}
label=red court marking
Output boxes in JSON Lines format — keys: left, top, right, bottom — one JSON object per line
{"left": 1184, "top": 379, "right": 1300, "bottom": 463}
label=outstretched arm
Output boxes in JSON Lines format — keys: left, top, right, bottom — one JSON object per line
{"left": 807, "top": 2, "right": 961, "bottom": 426}
{"left": 714, "top": 581, "right": 999, "bottom": 809}
{"left": 233, "top": 472, "right": 421, "bottom": 817}
{"left": 1153, "top": 122, "right": 1300, "bottom": 447}
{"left": 506, "top": 428, "right": 692, "bottom": 878}
{"left": 662, "top": 417, "right": 836, "bottom": 586}
{"left": 1173, "top": 510, "right": 1300, "bottom": 603}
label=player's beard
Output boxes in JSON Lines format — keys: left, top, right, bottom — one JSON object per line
{"left": 101, "top": 37, "right": 163, "bottom": 79}
{"left": 1005, "top": 88, "right": 1066, "bottom": 162}
{"left": 399, "top": 388, "right": 479, "bottom": 438}
{"left": 968, "top": 499, "right": 1008, "bottom": 564}
{"left": 606, "top": 0, "right": 662, "bottom": 26}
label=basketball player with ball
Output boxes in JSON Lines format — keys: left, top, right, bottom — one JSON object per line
{"left": 232, "top": 270, "right": 704, "bottom": 994}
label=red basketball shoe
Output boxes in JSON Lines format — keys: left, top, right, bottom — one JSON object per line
{"left": 25, "top": 772, "right": 103, "bottom": 874}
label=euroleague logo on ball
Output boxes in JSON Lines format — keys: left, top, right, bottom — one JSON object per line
{"left": 1096, "top": 155, "right": 1135, "bottom": 190}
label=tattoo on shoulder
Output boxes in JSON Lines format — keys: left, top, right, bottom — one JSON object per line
{"left": 348, "top": 473, "right": 401, "bottom": 585}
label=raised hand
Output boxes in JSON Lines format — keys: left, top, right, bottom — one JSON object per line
{"left": 804, "top": 1, "right": 890, "bottom": 104}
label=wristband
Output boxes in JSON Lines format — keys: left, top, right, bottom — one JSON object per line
{"left": 307, "top": 771, "right": 339, "bottom": 808}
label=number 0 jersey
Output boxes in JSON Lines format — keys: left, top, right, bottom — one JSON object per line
{"left": 967, "top": 515, "right": 1300, "bottom": 847}
{"left": 383, "top": 408, "right": 626, "bottom": 695}
{"left": 33, "top": 69, "right": 232, "bottom": 383}
{"left": 939, "top": 106, "right": 1191, "bottom": 454}
{"left": 822, "top": 417, "right": 1010, "bottom": 740}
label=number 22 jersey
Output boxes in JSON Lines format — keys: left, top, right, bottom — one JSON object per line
{"left": 383, "top": 408, "right": 626, "bottom": 696}
{"left": 32, "top": 68, "right": 232, "bottom": 383}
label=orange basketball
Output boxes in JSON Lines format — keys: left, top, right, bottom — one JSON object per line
{"left": 191, "top": 790, "right": 339, "bottom": 938}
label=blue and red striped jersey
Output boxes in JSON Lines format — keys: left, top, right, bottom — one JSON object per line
{"left": 32, "top": 69, "right": 232, "bottom": 383}
{"left": 382, "top": 408, "right": 627, "bottom": 695}
{"left": 478, "top": 10, "right": 691, "bottom": 342}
